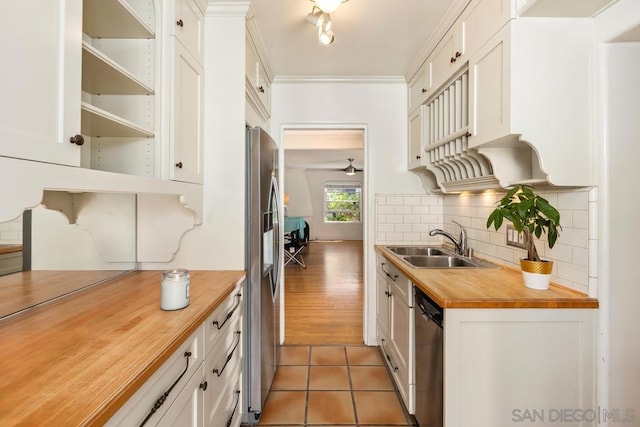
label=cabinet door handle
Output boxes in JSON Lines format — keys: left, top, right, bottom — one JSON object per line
{"left": 421, "top": 88, "right": 427, "bottom": 93}
{"left": 69, "top": 135, "right": 84, "bottom": 146}
{"left": 416, "top": 155, "right": 421, "bottom": 160}
{"left": 176, "top": 19, "right": 184, "bottom": 27}
{"left": 212, "top": 331, "right": 241, "bottom": 377}
{"left": 199, "top": 381, "right": 208, "bottom": 391}
{"left": 212, "top": 292, "right": 242, "bottom": 330}
{"left": 139, "top": 351, "right": 192, "bottom": 426}
{"left": 381, "top": 262, "right": 398, "bottom": 282}
{"left": 226, "top": 390, "right": 241, "bottom": 427}
{"left": 175, "top": 162, "right": 183, "bottom": 169}
{"left": 455, "top": 51, "right": 461, "bottom": 58}
{"left": 450, "top": 56, "right": 456, "bottom": 63}
{"left": 257, "top": 85, "right": 265, "bottom": 93}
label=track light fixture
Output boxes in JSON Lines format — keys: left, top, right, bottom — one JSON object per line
{"left": 306, "top": 7, "right": 335, "bottom": 45}
{"left": 311, "top": 0, "right": 347, "bottom": 13}
{"left": 306, "top": 0, "right": 348, "bottom": 46}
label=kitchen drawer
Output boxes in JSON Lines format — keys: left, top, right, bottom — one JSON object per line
{"left": 204, "top": 316, "right": 242, "bottom": 412}
{"left": 204, "top": 284, "right": 243, "bottom": 356}
{"left": 205, "top": 334, "right": 243, "bottom": 425}
{"left": 208, "top": 369, "right": 242, "bottom": 427}
{"left": 106, "top": 326, "right": 204, "bottom": 426}
{"left": 379, "top": 258, "right": 411, "bottom": 306}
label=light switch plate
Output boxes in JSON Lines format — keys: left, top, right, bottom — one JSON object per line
{"left": 506, "top": 224, "right": 526, "bottom": 249}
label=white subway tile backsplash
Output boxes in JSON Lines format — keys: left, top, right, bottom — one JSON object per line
{"left": 378, "top": 223, "right": 394, "bottom": 232}
{"left": 375, "top": 189, "right": 596, "bottom": 295}
{"left": 395, "top": 205, "right": 412, "bottom": 214}
{"left": 403, "top": 215, "right": 421, "bottom": 224}
{"left": 572, "top": 246, "right": 589, "bottom": 268}
{"left": 559, "top": 210, "right": 573, "bottom": 228}
{"left": 545, "top": 243, "right": 573, "bottom": 263}
{"left": 403, "top": 196, "right": 421, "bottom": 206}
{"left": 411, "top": 205, "right": 430, "bottom": 214}
{"left": 386, "top": 196, "right": 404, "bottom": 205}
{"left": 557, "top": 191, "right": 588, "bottom": 210}
{"left": 395, "top": 224, "right": 412, "bottom": 232}
{"left": 387, "top": 214, "right": 402, "bottom": 224}
{"left": 572, "top": 211, "right": 589, "bottom": 230}
{"left": 377, "top": 205, "right": 395, "bottom": 215}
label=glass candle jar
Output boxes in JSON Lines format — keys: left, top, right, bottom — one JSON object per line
{"left": 161, "top": 269, "right": 190, "bottom": 310}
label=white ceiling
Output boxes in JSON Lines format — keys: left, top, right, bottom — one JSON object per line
{"left": 249, "top": 0, "right": 453, "bottom": 77}
{"left": 283, "top": 129, "right": 364, "bottom": 170}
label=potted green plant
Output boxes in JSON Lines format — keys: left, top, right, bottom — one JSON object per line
{"left": 486, "top": 185, "right": 561, "bottom": 290}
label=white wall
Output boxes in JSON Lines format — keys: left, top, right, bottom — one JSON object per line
{"left": 600, "top": 42, "right": 640, "bottom": 416}
{"left": 271, "top": 80, "right": 427, "bottom": 344}
{"left": 594, "top": 0, "right": 640, "bottom": 417}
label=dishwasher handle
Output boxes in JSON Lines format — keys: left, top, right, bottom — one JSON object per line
{"left": 415, "top": 288, "right": 443, "bottom": 328}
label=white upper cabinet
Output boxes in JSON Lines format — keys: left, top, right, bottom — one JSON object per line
{"left": 408, "top": 62, "right": 432, "bottom": 113}
{"left": 171, "top": 0, "right": 204, "bottom": 65}
{"left": 407, "top": 106, "right": 427, "bottom": 170}
{"left": 457, "top": 0, "right": 514, "bottom": 64}
{"left": 468, "top": 18, "right": 593, "bottom": 186}
{"left": 429, "top": 25, "right": 462, "bottom": 94}
{"left": 246, "top": 22, "right": 272, "bottom": 124}
{"left": 171, "top": 41, "right": 204, "bottom": 184}
{"left": 0, "top": 1, "right": 83, "bottom": 167}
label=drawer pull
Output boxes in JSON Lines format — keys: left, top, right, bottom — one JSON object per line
{"left": 212, "top": 292, "right": 242, "bottom": 330}
{"left": 226, "top": 390, "right": 241, "bottom": 427}
{"left": 212, "top": 331, "right": 241, "bottom": 377}
{"left": 139, "top": 351, "right": 192, "bottom": 426}
{"left": 381, "top": 262, "right": 398, "bottom": 282}
{"left": 176, "top": 19, "right": 184, "bottom": 27}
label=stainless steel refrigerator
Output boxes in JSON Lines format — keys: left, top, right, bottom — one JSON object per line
{"left": 244, "top": 126, "right": 282, "bottom": 423}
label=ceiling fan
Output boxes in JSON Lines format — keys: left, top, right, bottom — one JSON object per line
{"left": 343, "top": 158, "right": 362, "bottom": 175}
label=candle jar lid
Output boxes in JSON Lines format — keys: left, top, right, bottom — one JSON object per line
{"left": 162, "top": 269, "right": 190, "bottom": 281}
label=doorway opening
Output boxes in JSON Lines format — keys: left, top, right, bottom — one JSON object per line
{"left": 281, "top": 127, "right": 366, "bottom": 345}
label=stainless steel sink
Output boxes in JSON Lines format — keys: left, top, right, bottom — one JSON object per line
{"left": 403, "top": 255, "right": 479, "bottom": 268}
{"left": 387, "top": 246, "right": 450, "bottom": 256}
{"left": 384, "top": 245, "right": 499, "bottom": 269}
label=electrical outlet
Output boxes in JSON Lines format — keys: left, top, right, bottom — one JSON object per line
{"left": 506, "top": 224, "right": 526, "bottom": 249}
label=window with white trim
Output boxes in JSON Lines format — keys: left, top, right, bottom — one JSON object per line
{"left": 324, "top": 182, "right": 362, "bottom": 223}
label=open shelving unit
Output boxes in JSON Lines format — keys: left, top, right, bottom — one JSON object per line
{"left": 81, "top": 0, "right": 156, "bottom": 177}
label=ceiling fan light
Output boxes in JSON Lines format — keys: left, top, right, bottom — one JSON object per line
{"left": 344, "top": 158, "right": 357, "bottom": 175}
{"left": 314, "top": 0, "right": 344, "bottom": 13}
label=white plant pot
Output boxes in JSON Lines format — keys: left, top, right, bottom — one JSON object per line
{"left": 520, "top": 259, "right": 553, "bottom": 290}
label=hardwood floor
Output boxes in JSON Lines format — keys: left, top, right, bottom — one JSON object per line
{"left": 283, "top": 240, "right": 363, "bottom": 345}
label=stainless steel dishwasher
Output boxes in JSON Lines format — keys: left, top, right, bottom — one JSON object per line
{"left": 414, "top": 286, "right": 443, "bottom": 427}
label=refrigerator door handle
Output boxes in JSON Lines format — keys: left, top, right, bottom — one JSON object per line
{"left": 267, "top": 175, "right": 282, "bottom": 300}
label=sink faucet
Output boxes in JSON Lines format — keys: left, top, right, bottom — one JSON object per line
{"left": 429, "top": 220, "right": 469, "bottom": 256}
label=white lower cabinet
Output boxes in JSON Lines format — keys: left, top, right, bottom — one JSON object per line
{"left": 376, "top": 256, "right": 415, "bottom": 414}
{"left": 107, "top": 282, "right": 243, "bottom": 426}
{"left": 157, "top": 364, "right": 206, "bottom": 427}
{"left": 443, "top": 308, "right": 596, "bottom": 427}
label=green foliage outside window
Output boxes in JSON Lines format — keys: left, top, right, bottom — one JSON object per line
{"left": 324, "top": 183, "right": 361, "bottom": 222}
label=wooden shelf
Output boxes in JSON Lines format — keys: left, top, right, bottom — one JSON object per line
{"left": 82, "top": 42, "right": 153, "bottom": 95}
{"left": 83, "top": 0, "right": 154, "bottom": 38}
{"left": 81, "top": 102, "right": 153, "bottom": 138}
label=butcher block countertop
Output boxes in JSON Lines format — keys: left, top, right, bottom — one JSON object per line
{"left": 375, "top": 246, "right": 598, "bottom": 309}
{"left": 0, "top": 270, "right": 245, "bottom": 426}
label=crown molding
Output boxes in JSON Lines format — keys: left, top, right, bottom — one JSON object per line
{"left": 273, "top": 75, "right": 407, "bottom": 84}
